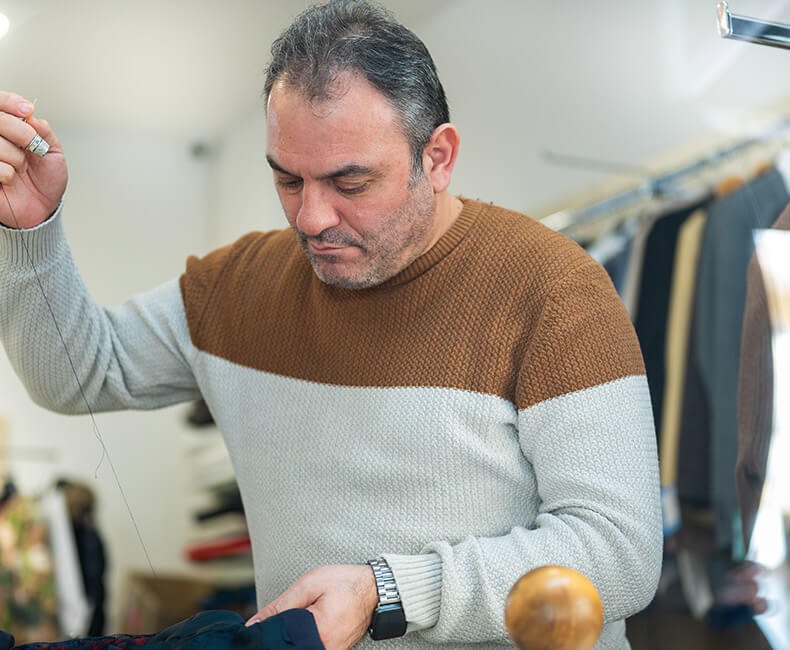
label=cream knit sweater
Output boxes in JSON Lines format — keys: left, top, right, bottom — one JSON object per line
{"left": 0, "top": 198, "right": 662, "bottom": 649}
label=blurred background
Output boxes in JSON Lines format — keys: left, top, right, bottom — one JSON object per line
{"left": 0, "top": 0, "right": 789, "bottom": 647}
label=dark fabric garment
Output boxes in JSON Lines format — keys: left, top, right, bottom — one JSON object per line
{"left": 72, "top": 524, "right": 106, "bottom": 636}
{"left": 680, "top": 169, "right": 789, "bottom": 549}
{"left": 603, "top": 244, "right": 632, "bottom": 296}
{"left": 198, "top": 585, "right": 256, "bottom": 613}
{"left": 634, "top": 198, "right": 709, "bottom": 440}
{"left": 145, "top": 610, "right": 323, "bottom": 649}
{"left": 3, "top": 609, "right": 324, "bottom": 650}
{"left": 677, "top": 311, "right": 713, "bottom": 509}
{"left": 736, "top": 202, "right": 790, "bottom": 549}
{"left": 3, "top": 633, "right": 148, "bottom": 649}
{"left": 194, "top": 490, "right": 244, "bottom": 522}
{"left": 186, "top": 400, "right": 215, "bottom": 428}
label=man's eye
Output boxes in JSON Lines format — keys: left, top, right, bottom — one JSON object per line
{"left": 277, "top": 178, "right": 303, "bottom": 192}
{"left": 336, "top": 183, "right": 367, "bottom": 195}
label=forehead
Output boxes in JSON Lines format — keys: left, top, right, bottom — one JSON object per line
{"left": 266, "top": 73, "right": 410, "bottom": 174}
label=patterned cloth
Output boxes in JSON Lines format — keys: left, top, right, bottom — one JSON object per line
{"left": 0, "top": 609, "right": 323, "bottom": 649}
{"left": 0, "top": 495, "right": 58, "bottom": 643}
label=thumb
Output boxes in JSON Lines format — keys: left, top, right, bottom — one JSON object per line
{"left": 245, "top": 581, "right": 319, "bottom": 627}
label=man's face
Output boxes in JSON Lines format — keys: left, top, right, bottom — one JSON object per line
{"left": 266, "top": 73, "right": 436, "bottom": 289}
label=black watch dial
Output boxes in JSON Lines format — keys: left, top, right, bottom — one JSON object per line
{"left": 369, "top": 602, "right": 407, "bottom": 640}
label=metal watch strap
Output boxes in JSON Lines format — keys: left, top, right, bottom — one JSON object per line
{"left": 367, "top": 557, "right": 407, "bottom": 640}
{"left": 368, "top": 557, "right": 401, "bottom": 605}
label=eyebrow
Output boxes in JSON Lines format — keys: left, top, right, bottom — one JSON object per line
{"left": 266, "top": 155, "right": 380, "bottom": 181}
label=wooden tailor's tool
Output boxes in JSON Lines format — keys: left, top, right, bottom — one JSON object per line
{"left": 504, "top": 565, "right": 604, "bottom": 650}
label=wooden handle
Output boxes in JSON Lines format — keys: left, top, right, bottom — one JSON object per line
{"left": 504, "top": 566, "right": 604, "bottom": 650}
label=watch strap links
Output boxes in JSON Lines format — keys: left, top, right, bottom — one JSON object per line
{"left": 367, "top": 557, "right": 407, "bottom": 640}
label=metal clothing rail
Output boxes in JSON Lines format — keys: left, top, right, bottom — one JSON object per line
{"left": 717, "top": 2, "right": 790, "bottom": 50}
{"left": 541, "top": 121, "right": 790, "bottom": 233}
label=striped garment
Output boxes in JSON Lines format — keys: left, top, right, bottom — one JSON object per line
{"left": 0, "top": 197, "right": 662, "bottom": 649}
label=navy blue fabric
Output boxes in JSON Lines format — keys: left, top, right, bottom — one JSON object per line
{"left": 633, "top": 198, "right": 709, "bottom": 441}
{"left": 2, "top": 609, "right": 324, "bottom": 649}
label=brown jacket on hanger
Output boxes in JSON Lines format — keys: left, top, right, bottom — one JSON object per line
{"left": 736, "top": 202, "right": 790, "bottom": 549}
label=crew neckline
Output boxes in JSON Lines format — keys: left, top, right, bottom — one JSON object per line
{"left": 374, "top": 196, "right": 482, "bottom": 290}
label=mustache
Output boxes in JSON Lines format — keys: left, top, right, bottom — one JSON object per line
{"left": 298, "top": 230, "right": 363, "bottom": 249}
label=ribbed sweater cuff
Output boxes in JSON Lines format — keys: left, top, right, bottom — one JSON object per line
{"left": 381, "top": 552, "right": 442, "bottom": 633}
{"left": 0, "top": 200, "right": 65, "bottom": 266}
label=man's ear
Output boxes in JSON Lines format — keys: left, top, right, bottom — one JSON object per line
{"left": 422, "top": 124, "right": 460, "bottom": 193}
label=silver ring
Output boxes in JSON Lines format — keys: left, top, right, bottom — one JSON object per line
{"left": 32, "top": 138, "right": 50, "bottom": 157}
{"left": 26, "top": 134, "right": 42, "bottom": 152}
{"left": 25, "top": 134, "right": 50, "bottom": 158}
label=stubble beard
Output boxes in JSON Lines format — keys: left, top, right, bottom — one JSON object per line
{"left": 297, "top": 174, "right": 436, "bottom": 289}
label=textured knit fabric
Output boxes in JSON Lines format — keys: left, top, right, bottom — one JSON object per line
{"left": 736, "top": 202, "right": 790, "bottom": 549}
{"left": 0, "top": 197, "right": 662, "bottom": 649}
{"left": 678, "top": 169, "right": 788, "bottom": 548}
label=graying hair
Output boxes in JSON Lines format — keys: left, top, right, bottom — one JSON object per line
{"left": 263, "top": 0, "right": 450, "bottom": 179}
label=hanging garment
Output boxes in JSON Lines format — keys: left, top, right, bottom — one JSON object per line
{"left": 194, "top": 488, "right": 243, "bottom": 522}
{"left": 679, "top": 168, "right": 789, "bottom": 549}
{"left": 585, "top": 219, "right": 638, "bottom": 296}
{"left": 775, "top": 149, "right": 790, "bottom": 193}
{"left": 620, "top": 216, "right": 654, "bottom": 317}
{"left": 38, "top": 490, "right": 91, "bottom": 638}
{"left": 0, "top": 495, "right": 59, "bottom": 644}
{"left": 736, "top": 201, "right": 790, "bottom": 549}
{"left": 56, "top": 480, "right": 108, "bottom": 637}
{"left": 71, "top": 524, "right": 106, "bottom": 637}
{"left": 634, "top": 198, "right": 710, "bottom": 440}
{"left": 659, "top": 209, "right": 708, "bottom": 537}
{"left": 1, "top": 609, "right": 324, "bottom": 650}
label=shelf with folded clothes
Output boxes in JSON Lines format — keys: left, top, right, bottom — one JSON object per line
{"left": 181, "top": 401, "right": 253, "bottom": 573}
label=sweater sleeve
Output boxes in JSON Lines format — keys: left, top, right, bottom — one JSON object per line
{"left": 384, "top": 261, "right": 662, "bottom": 644}
{"left": 0, "top": 204, "right": 200, "bottom": 414}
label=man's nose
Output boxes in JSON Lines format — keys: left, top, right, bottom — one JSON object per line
{"left": 296, "top": 185, "right": 341, "bottom": 237}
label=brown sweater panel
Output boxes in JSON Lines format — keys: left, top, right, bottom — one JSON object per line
{"left": 736, "top": 201, "right": 790, "bottom": 547}
{"left": 180, "top": 199, "right": 645, "bottom": 409}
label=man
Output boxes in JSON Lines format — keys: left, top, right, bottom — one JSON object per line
{"left": 0, "top": 1, "right": 661, "bottom": 648}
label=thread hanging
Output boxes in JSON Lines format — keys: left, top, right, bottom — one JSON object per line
{"left": 0, "top": 183, "right": 156, "bottom": 578}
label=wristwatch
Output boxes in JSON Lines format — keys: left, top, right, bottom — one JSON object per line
{"left": 367, "top": 557, "right": 407, "bottom": 640}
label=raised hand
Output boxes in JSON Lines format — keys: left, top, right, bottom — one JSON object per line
{"left": 0, "top": 92, "right": 67, "bottom": 229}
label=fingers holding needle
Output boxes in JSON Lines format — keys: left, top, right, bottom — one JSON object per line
{"left": 20, "top": 98, "right": 49, "bottom": 157}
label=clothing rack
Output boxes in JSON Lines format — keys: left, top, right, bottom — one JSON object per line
{"left": 541, "top": 120, "right": 790, "bottom": 233}
{"left": 717, "top": 2, "right": 790, "bottom": 50}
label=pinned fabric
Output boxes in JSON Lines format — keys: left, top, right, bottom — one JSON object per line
{"left": 1, "top": 609, "right": 324, "bottom": 650}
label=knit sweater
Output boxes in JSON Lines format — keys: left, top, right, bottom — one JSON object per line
{"left": 0, "top": 197, "right": 662, "bottom": 649}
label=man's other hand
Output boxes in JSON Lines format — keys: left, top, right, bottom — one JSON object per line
{"left": 245, "top": 564, "right": 379, "bottom": 650}
{"left": 0, "top": 92, "right": 67, "bottom": 229}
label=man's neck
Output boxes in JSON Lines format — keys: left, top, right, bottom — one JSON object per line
{"left": 423, "top": 192, "right": 464, "bottom": 254}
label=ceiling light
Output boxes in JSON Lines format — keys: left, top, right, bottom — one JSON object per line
{"left": 0, "top": 13, "right": 9, "bottom": 40}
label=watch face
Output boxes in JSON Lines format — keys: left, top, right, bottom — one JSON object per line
{"left": 370, "top": 603, "right": 407, "bottom": 640}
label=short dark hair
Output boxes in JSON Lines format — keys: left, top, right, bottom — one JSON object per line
{"left": 263, "top": 0, "right": 450, "bottom": 178}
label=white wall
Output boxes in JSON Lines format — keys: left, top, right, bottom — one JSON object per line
{"left": 0, "top": 126, "right": 215, "bottom": 630}
{"left": 417, "top": 0, "right": 790, "bottom": 215}
{"left": 214, "top": 115, "right": 286, "bottom": 245}
{"left": 212, "top": 0, "right": 790, "bottom": 243}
